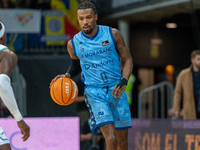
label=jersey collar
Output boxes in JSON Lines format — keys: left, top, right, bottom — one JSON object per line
{"left": 81, "top": 25, "right": 99, "bottom": 40}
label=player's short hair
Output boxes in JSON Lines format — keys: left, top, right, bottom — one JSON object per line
{"left": 191, "top": 50, "right": 200, "bottom": 58}
{"left": 77, "top": 0, "right": 97, "bottom": 14}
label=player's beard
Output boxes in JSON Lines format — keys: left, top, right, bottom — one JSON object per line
{"left": 83, "top": 26, "right": 94, "bottom": 35}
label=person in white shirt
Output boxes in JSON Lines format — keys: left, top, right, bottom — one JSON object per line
{"left": 0, "top": 21, "right": 30, "bottom": 150}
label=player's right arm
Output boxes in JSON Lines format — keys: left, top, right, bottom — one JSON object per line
{"left": 0, "top": 49, "right": 30, "bottom": 141}
{"left": 64, "top": 40, "right": 81, "bottom": 78}
{"left": 50, "top": 40, "right": 81, "bottom": 86}
{"left": 0, "top": 49, "right": 17, "bottom": 77}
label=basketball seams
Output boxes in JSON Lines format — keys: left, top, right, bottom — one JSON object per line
{"left": 66, "top": 78, "right": 73, "bottom": 104}
{"left": 51, "top": 81, "right": 62, "bottom": 105}
{"left": 61, "top": 78, "right": 65, "bottom": 105}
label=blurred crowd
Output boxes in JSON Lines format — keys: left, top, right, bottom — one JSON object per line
{"left": 0, "top": 0, "right": 87, "bottom": 10}
{"left": 0, "top": 0, "right": 51, "bottom": 9}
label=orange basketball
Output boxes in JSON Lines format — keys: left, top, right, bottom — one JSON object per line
{"left": 50, "top": 78, "right": 78, "bottom": 106}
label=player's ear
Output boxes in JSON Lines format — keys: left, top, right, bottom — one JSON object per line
{"left": 95, "top": 14, "right": 98, "bottom": 22}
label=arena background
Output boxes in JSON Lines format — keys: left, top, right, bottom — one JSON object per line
{"left": 0, "top": 0, "right": 200, "bottom": 149}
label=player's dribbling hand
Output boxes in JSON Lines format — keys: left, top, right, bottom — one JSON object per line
{"left": 49, "top": 74, "right": 66, "bottom": 87}
{"left": 17, "top": 120, "right": 30, "bottom": 141}
{"left": 112, "top": 84, "right": 126, "bottom": 98}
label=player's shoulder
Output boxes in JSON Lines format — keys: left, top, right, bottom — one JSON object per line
{"left": 67, "top": 39, "right": 73, "bottom": 50}
{"left": 98, "top": 25, "right": 109, "bottom": 29}
{"left": 0, "top": 44, "right": 8, "bottom": 52}
{"left": 67, "top": 39, "right": 72, "bottom": 45}
{"left": 0, "top": 45, "right": 16, "bottom": 59}
{"left": 0, "top": 44, "right": 10, "bottom": 57}
{"left": 110, "top": 28, "right": 123, "bottom": 42}
{"left": 110, "top": 26, "right": 120, "bottom": 33}
{"left": 97, "top": 25, "right": 112, "bottom": 33}
{"left": 109, "top": 27, "right": 122, "bottom": 38}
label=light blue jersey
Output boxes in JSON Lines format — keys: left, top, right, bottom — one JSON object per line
{"left": 72, "top": 25, "right": 132, "bottom": 130}
{"left": 72, "top": 25, "right": 122, "bottom": 87}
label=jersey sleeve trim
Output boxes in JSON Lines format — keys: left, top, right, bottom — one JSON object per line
{"left": 0, "top": 45, "right": 8, "bottom": 53}
{"left": 0, "top": 47, "right": 8, "bottom": 53}
{"left": 109, "top": 27, "right": 118, "bottom": 51}
{"left": 71, "top": 38, "right": 77, "bottom": 57}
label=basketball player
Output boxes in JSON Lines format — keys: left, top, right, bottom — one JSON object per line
{"left": 0, "top": 22, "right": 30, "bottom": 150}
{"left": 50, "top": 0, "right": 133, "bottom": 149}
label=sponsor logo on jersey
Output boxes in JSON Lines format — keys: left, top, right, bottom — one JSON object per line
{"left": 84, "top": 59, "right": 114, "bottom": 70}
{"left": 98, "top": 111, "right": 104, "bottom": 116}
{"left": 84, "top": 47, "right": 112, "bottom": 58}
{"left": 80, "top": 46, "right": 85, "bottom": 52}
{"left": 101, "top": 40, "right": 109, "bottom": 47}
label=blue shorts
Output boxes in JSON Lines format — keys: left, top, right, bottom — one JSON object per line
{"left": 84, "top": 85, "right": 132, "bottom": 131}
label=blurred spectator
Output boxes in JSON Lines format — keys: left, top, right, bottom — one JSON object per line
{"left": 168, "top": 108, "right": 183, "bottom": 119}
{"left": 0, "top": 0, "right": 15, "bottom": 8}
{"left": 0, "top": 0, "right": 32, "bottom": 8}
{"left": 30, "top": 0, "right": 50, "bottom": 10}
{"left": 125, "top": 74, "right": 135, "bottom": 106}
{"left": 15, "top": 0, "right": 27, "bottom": 8}
{"left": 173, "top": 50, "right": 200, "bottom": 119}
{"left": 81, "top": 119, "right": 104, "bottom": 150}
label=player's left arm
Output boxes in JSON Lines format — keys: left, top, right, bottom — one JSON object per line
{"left": 112, "top": 28, "right": 133, "bottom": 98}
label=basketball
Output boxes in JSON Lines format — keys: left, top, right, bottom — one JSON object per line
{"left": 50, "top": 78, "right": 78, "bottom": 106}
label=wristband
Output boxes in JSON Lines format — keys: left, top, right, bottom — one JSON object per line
{"left": 12, "top": 110, "right": 23, "bottom": 122}
{"left": 117, "top": 78, "right": 128, "bottom": 88}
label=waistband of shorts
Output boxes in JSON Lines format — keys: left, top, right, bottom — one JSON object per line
{"left": 85, "top": 80, "right": 120, "bottom": 88}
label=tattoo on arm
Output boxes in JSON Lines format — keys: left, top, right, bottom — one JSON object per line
{"left": 112, "top": 29, "right": 131, "bottom": 61}
{"left": 67, "top": 40, "right": 78, "bottom": 59}
{"left": 67, "top": 41, "right": 73, "bottom": 55}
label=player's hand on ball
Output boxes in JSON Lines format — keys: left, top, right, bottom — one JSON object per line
{"left": 112, "top": 84, "right": 126, "bottom": 98}
{"left": 49, "top": 74, "right": 65, "bottom": 87}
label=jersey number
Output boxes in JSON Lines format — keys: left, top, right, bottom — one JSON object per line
{"left": 100, "top": 72, "right": 108, "bottom": 83}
